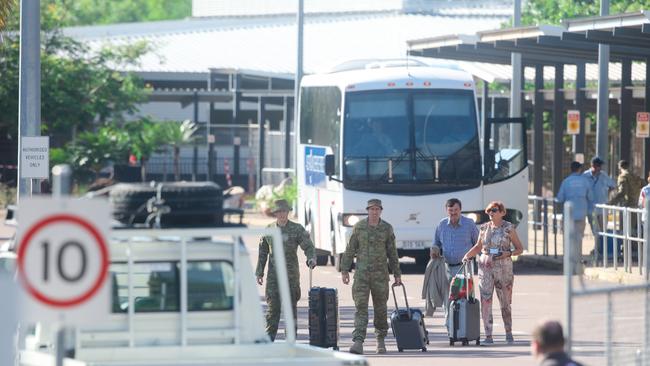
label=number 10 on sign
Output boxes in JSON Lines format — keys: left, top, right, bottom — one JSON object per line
{"left": 16, "top": 198, "right": 111, "bottom": 324}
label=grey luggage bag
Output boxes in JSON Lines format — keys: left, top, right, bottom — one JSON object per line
{"left": 447, "top": 262, "right": 481, "bottom": 346}
{"left": 390, "top": 283, "right": 429, "bottom": 352}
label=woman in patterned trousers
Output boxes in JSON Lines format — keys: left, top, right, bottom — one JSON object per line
{"left": 462, "top": 201, "right": 524, "bottom": 345}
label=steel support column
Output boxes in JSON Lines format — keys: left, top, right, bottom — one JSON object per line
{"left": 257, "top": 97, "right": 267, "bottom": 189}
{"left": 482, "top": 80, "right": 489, "bottom": 141}
{"left": 575, "top": 62, "right": 586, "bottom": 155}
{"left": 620, "top": 58, "right": 632, "bottom": 164}
{"left": 192, "top": 91, "right": 199, "bottom": 181}
{"left": 284, "top": 96, "right": 293, "bottom": 170}
{"left": 553, "top": 64, "right": 564, "bottom": 195}
{"left": 645, "top": 58, "right": 650, "bottom": 177}
{"left": 232, "top": 74, "right": 242, "bottom": 176}
{"left": 207, "top": 70, "right": 216, "bottom": 180}
{"left": 534, "top": 64, "right": 544, "bottom": 196}
{"left": 596, "top": 0, "right": 610, "bottom": 166}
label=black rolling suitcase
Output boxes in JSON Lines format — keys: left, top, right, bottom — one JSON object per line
{"left": 390, "top": 283, "right": 429, "bottom": 352}
{"left": 308, "top": 268, "right": 339, "bottom": 350}
{"left": 447, "top": 262, "right": 481, "bottom": 346}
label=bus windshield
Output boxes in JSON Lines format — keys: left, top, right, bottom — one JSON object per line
{"left": 343, "top": 89, "right": 481, "bottom": 193}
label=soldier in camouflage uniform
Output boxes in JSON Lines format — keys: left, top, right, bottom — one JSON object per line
{"left": 341, "top": 199, "right": 402, "bottom": 355}
{"left": 610, "top": 160, "right": 645, "bottom": 208}
{"left": 256, "top": 199, "right": 317, "bottom": 341}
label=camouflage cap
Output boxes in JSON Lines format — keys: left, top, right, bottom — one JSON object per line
{"left": 271, "top": 199, "right": 292, "bottom": 213}
{"left": 366, "top": 198, "right": 383, "bottom": 210}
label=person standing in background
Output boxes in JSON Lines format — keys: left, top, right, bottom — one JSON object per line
{"left": 557, "top": 161, "right": 593, "bottom": 274}
{"left": 582, "top": 156, "right": 615, "bottom": 252}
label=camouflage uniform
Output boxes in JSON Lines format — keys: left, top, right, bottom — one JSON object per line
{"left": 341, "top": 218, "right": 401, "bottom": 343}
{"left": 255, "top": 220, "right": 316, "bottom": 341}
{"left": 610, "top": 169, "right": 644, "bottom": 208}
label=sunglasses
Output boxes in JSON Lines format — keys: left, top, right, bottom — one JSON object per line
{"left": 488, "top": 207, "right": 500, "bottom": 213}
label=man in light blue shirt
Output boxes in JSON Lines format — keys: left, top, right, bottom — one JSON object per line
{"left": 557, "top": 161, "right": 593, "bottom": 273}
{"left": 582, "top": 156, "right": 615, "bottom": 241}
{"left": 432, "top": 198, "right": 479, "bottom": 281}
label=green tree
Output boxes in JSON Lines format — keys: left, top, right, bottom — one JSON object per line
{"left": 42, "top": 0, "right": 191, "bottom": 26}
{"left": 67, "top": 124, "right": 130, "bottom": 177}
{"left": 158, "top": 120, "right": 198, "bottom": 181}
{"left": 123, "top": 118, "right": 168, "bottom": 182}
{"left": 0, "top": 30, "right": 151, "bottom": 143}
{"left": 522, "top": 0, "right": 650, "bottom": 26}
{"left": 0, "top": 0, "right": 14, "bottom": 29}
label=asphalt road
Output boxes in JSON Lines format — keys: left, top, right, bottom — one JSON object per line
{"left": 243, "top": 214, "right": 621, "bottom": 366}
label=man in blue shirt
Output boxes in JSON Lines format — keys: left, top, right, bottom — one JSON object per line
{"left": 557, "top": 161, "right": 594, "bottom": 274}
{"left": 432, "top": 198, "right": 479, "bottom": 281}
{"left": 582, "top": 156, "right": 615, "bottom": 247}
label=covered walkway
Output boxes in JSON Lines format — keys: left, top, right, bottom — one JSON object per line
{"left": 409, "top": 11, "right": 650, "bottom": 196}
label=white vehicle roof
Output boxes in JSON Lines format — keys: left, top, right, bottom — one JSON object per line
{"left": 301, "top": 62, "right": 475, "bottom": 92}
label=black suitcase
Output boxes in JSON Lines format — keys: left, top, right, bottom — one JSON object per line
{"left": 390, "top": 283, "right": 429, "bottom": 352}
{"left": 308, "top": 269, "right": 339, "bottom": 350}
{"left": 447, "top": 262, "right": 481, "bottom": 346}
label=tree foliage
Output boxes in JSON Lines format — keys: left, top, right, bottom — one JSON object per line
{"left": 0, "top": 0, "right": 15, "bottom": 29}
{"left": 522, "top": 0, "right": 650, "bottom": 26}
{"left": 41, "top": 0, "right": 191, "bottom": 26}
{"left": 0, "top": 29, "right": 151, "bottom": 143}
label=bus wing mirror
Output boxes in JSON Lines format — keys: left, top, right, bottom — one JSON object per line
{"left": 324, "top": 154, "right": 342, "bottom": 183}
{"left": 325, "top": 154, "right": 335, "bottom": 176}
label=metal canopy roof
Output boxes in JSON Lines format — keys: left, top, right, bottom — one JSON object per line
{"left": 408, "top": 11, "right": 650, "bottom": 65}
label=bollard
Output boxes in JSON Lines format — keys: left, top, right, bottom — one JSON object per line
{"left": 564, "top": 201, "right": 573, "bottom": 356}
{"left": 543, "top": 199, "right": 549, "bottom": 256}
{"left": 52, "top": 164, "right": 72, "bottom": 198}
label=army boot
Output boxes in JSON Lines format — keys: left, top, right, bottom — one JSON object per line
{"left": 376, "top": 337, "right": 386, "bottom": 354}
{"left": 349, "top": 340, "right": 364, "bottom": 354}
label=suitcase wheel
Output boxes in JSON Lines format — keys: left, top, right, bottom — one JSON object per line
{"left": 421, "top": 347, "right": 427, "bottom": 352}
{"left": 449, "top": 340, "right": 454, "bottom": 346}
{"left": 476, "top": 340, "right": 480, "bottom": 346}
{"left": 398, "top": 348, "right": 403, "bottom": 353}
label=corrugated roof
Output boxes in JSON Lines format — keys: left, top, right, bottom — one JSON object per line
{"left": 76, "top": 12, "right": 508, "bottom": 76}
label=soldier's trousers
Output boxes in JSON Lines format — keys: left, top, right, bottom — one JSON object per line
{"left": 265, "top": 284, "right": 301, "bottom": 341}
{"left": 351, "top": 272, "right": 389, "bottom": 342}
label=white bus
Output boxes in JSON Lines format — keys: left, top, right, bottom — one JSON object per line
{"left": 297, "top": 59, "right": 528, "bottom": 267}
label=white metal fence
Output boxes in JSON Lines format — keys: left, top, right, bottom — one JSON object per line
{"left": 564, "top": 202, "right": 650, "bottom": 366}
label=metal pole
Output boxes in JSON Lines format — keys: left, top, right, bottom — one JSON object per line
{"left": 645, "top": 201, "right": 650, "bottom": 281}
{"left": 17, "top": 0, "right": 42, "bottom": 200}
{"left": 51, "top": 165, "right": 72, "bottom": 198}
{"left": 509, "top": 0, "right": 522, "bottom": 147}
{"left": 564, "top": 201, "right": 574, "bottom": 356}
{"left": 53, "top": 163, "right": 72, "bottom": 365}
{"left": 543, "top": 199, "right": 549, "bottom": 256}
{"left": 596, "top": 0, "right": 610, "bottom": 165}
{"left": 292, "top": 0, "right": 304, "bottom": 172}
{"left": 192, "top": 91, "right": 199, "bottom": 181}
{"left": 606, "top": 293, "right": 613, "bottom": 366}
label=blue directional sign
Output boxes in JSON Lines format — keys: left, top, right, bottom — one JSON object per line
{"left": 304, "top": 146, "right": 326, "bottom": 187}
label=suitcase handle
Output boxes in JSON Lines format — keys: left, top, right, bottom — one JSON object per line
{"left": 391, "top": 282, "right": 410, "bottom": 313}
{"left": 452, "top": 261, "right": 475, "bottom": 300}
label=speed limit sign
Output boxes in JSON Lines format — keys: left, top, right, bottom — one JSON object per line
{"left": 16, "top": 198, "right": 111, "bottom": 324}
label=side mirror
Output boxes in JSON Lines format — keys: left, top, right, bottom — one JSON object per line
{"left": 325, "top": 154, "right": 335, "bottom": 176}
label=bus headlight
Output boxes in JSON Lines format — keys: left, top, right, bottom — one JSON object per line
{"left": 462, "top": 211, "right": 490, "bottom": 225}
{"left": 342, "top": 213, "right": 366, "bottom": 227}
